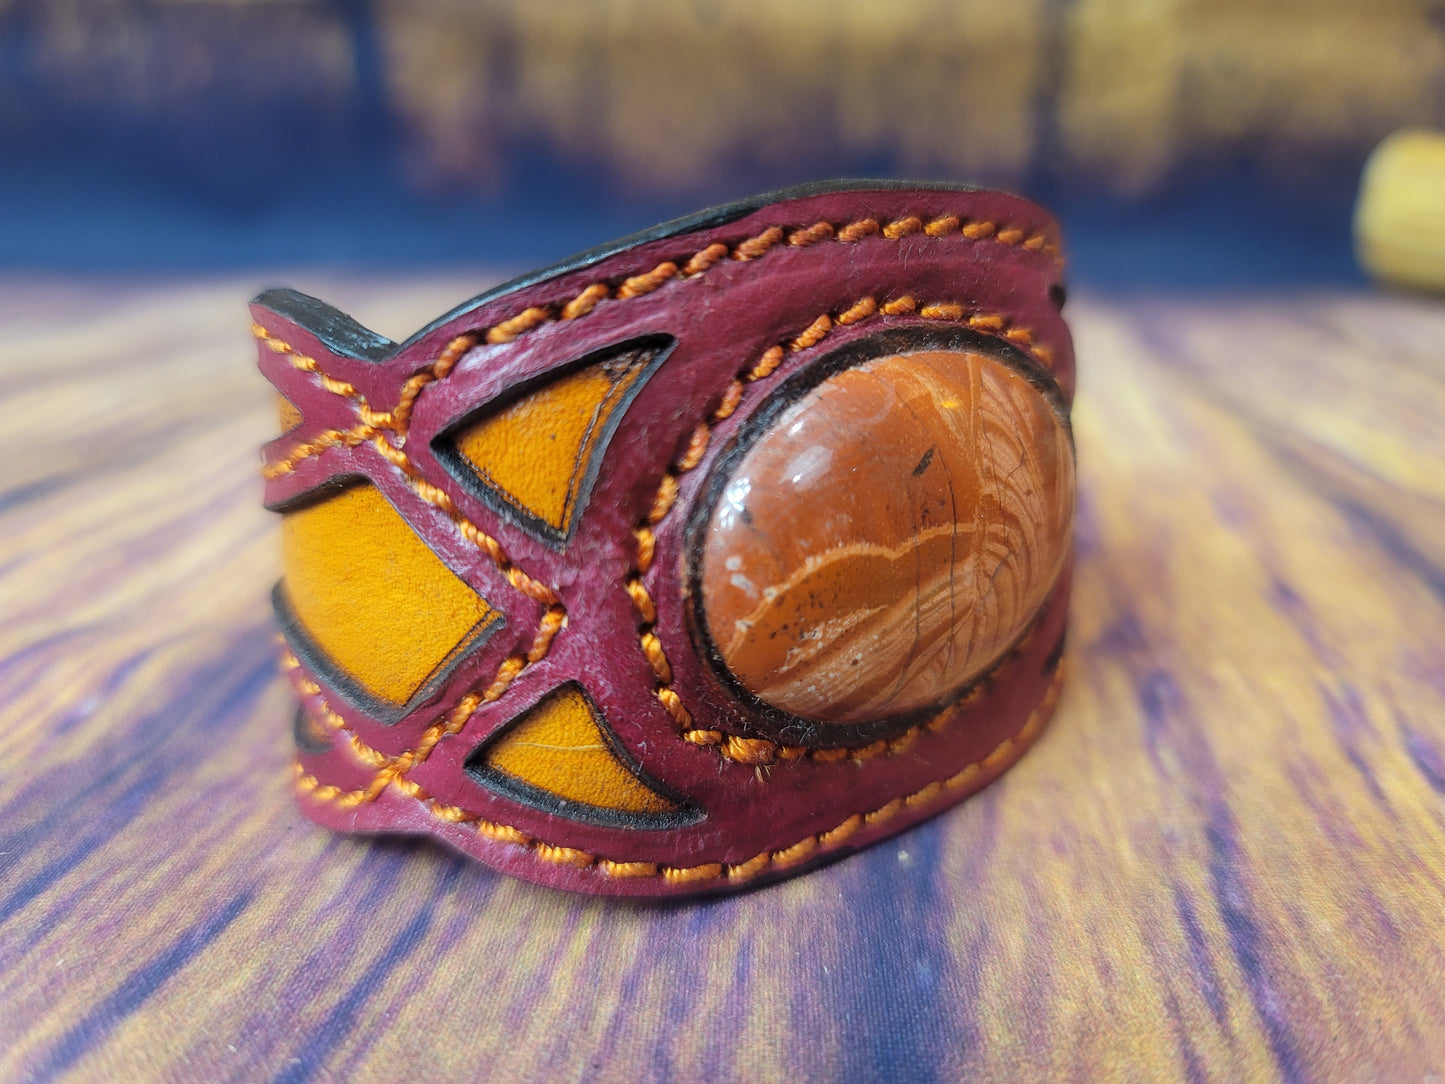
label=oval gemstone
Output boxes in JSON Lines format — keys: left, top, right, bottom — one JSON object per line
{"left": 696, "top": 347, "right": 1074, "bottom": 724}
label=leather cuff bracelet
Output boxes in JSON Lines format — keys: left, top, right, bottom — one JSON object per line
{"left": 253, "top": 181, "right": 1075, "bottom": 897}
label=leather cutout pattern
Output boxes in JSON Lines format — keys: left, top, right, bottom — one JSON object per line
{"left": 467, "top": 684, "right": 699, "bottom": 829}
{"left": 436, "top": 338, "right": 670, "bottom": 546}
{"left": 257, "top": 182, "right": 1075, "bottom": 896}
{"left": 279, "top": 481, "right": 501, "bottom": 710}
{"left": 277, "top": 393, "right": 303, "bottom": 434}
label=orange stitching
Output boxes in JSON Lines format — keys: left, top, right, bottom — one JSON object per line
{"left": 289, "top": 610, "right": 1016, "bottom": 807}
{"left": 260, "top": 327, "right": 567, "bottom": 726}
{"left": 787, "top": 221, "right": 834, "bottom": 247}
{"left": 624, "top": 295, "right": 1053, "bottom": 764}
{"left": 254, "top": 326, "right": 484, "bottom": 442}
{"left": 366, "top": 435, "right": 560, "bottom": 607}
{"left": 280, "top": 600, "right": 564, "bottom": 801}
{"left": 919, "top": 301, "right": 964, "bottom": 321}
{"left": 791, "top": 314, "right": 833, "bottom": 351}
{"left": 269, "top": 289, "right": 1051, "bottom": 775}
{"left": 675, "top": 423, "right": 711, "bottom": 472}
{"left": 260, "top": 211, "right": 1061, "bottom": 772}
{"left": 734, "top": 226, "right": 785, "bottom": 260}
{"left": 837, "top": 217, "right": 880, "bottom": 242}
{"left": 882, "top": 215, "right": 923, "bottom": 239}
{"left": 262, "top": 422, "right": 378, "bottom": 480}
{"left": 636, "top": 577, "right": 1021, "bottom": 770}
{"left": 561, "top": 282, "right": 610, "bottom": 320}
{"left": 837, "top": 296, "right": 878, "bottom": 325}
{"left": 646, "top": 473, "right": 681, "bottom": 524}
{"left": 682, "top": 243, "right": 729, "bottom": 276}
{"left": 616, "top": 261, "right": 679, "bottom": 300}
{"left": 287, "top": 599, "right": 562, "bottom": 724}
{"left": 259, "top": 209, "right": 1058, "bottom": 478}
{"left": 294, "top": 661, "right": 1064, "bottom": 885}
{"left": 253, "top": 325, "right": 393, "bottom": 429}
{"left": 486, "top": 307, "right": 550, "bottom": 345}
{"left": 924, "top": 214, "right": 960, "bottom": 237}
{"left": 393, "top": 332, "right": 479, "bottom": 435}
{"left": 256, "top": 327, "right": 479, "bottom": 478}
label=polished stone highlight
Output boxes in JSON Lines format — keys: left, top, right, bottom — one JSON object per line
{"left": 698, "top": 348, "right": 1074, "bottom": 724}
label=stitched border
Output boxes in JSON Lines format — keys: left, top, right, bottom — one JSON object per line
{"left": 280, "top": 639, "right": 555, "bottom": 798}
{"left": 284, "top": 602, "right": 1044, "bottom": 824}
{"left": 256, "top": 325, "right": 477, "bottom": 479}
{"left": 294, "top": 660, "right": 1065, "bottom": 886}
{"left": 264, "top": 302, "right": 1056, "bottom": 771}
{"left": 257, "top": 328, "right": 566, "bottom": 714}
{"left": 258, "top": 209, "right": 1058, "bottom": 479}
{"left": 624, "top": 296, "right": 1055, "bottom": 765}
{"left": 258, "top": 211, "right": 1062, "bottom": 775}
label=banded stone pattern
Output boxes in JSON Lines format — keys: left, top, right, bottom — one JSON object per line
{"left": 699, "top": 348, "right": 1074, "bottom": 724}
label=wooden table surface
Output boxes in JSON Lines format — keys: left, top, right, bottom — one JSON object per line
{"left": 2, "top": 275, "right": 1443, "bottom": 1082}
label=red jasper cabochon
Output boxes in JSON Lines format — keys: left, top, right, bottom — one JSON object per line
{"left": 693, "top": 338, "right": 1075, "bottom": 729}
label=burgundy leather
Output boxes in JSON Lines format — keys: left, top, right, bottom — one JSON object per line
{"left": 254, "top": 182, "right": 1074, "bottom": 897}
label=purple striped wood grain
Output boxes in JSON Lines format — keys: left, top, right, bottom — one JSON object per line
{"left": 1, "top": 277, "right": 1443, "bottom": 1080}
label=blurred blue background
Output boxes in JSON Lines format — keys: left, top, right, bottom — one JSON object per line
{"left": 4, "top": 0, "right": 1443, "bottom": 286}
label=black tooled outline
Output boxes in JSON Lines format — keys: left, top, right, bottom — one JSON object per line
{"left": 464, "top": 682, "right": 704, "bottom": 831}
{"left": 292, "top": 705, "right": 335, "bottom": 754}
{"left": 432, "top": 336, "right": 675, "bottom": 550}
{"left": 250, "top": 180, "right": 1003, "bottom": 361}
{"left": 270, "top": 476, "right": 506, "bottom": 725}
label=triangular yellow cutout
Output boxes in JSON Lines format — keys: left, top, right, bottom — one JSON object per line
{"left": 474, "top": 684, "right": 684, "bottom": 820}
{"left": 280, "top": 482, "right": 500, "bottom": 709}
{"left": 277, "top": 393, "right": 303, "bottom": 433}
{"left": 440, "top": 341, "right": 665, "bottom": 542}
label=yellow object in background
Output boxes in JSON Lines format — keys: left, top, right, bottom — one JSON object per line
{"left": 1355, "top": 129, "right": 1445, "bottom": 293}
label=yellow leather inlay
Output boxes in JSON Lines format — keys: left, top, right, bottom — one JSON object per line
{"left": 277, "top": 394, "right": 303, "bottom": 433}
{"left": 281, "top": 482, "right": 498, "bottom": 705}
{"left": 482, "top": 686, "right": 679, "bottom": 814}
{"left": 450, "top": 350, "right": 652, "bottom": 533}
